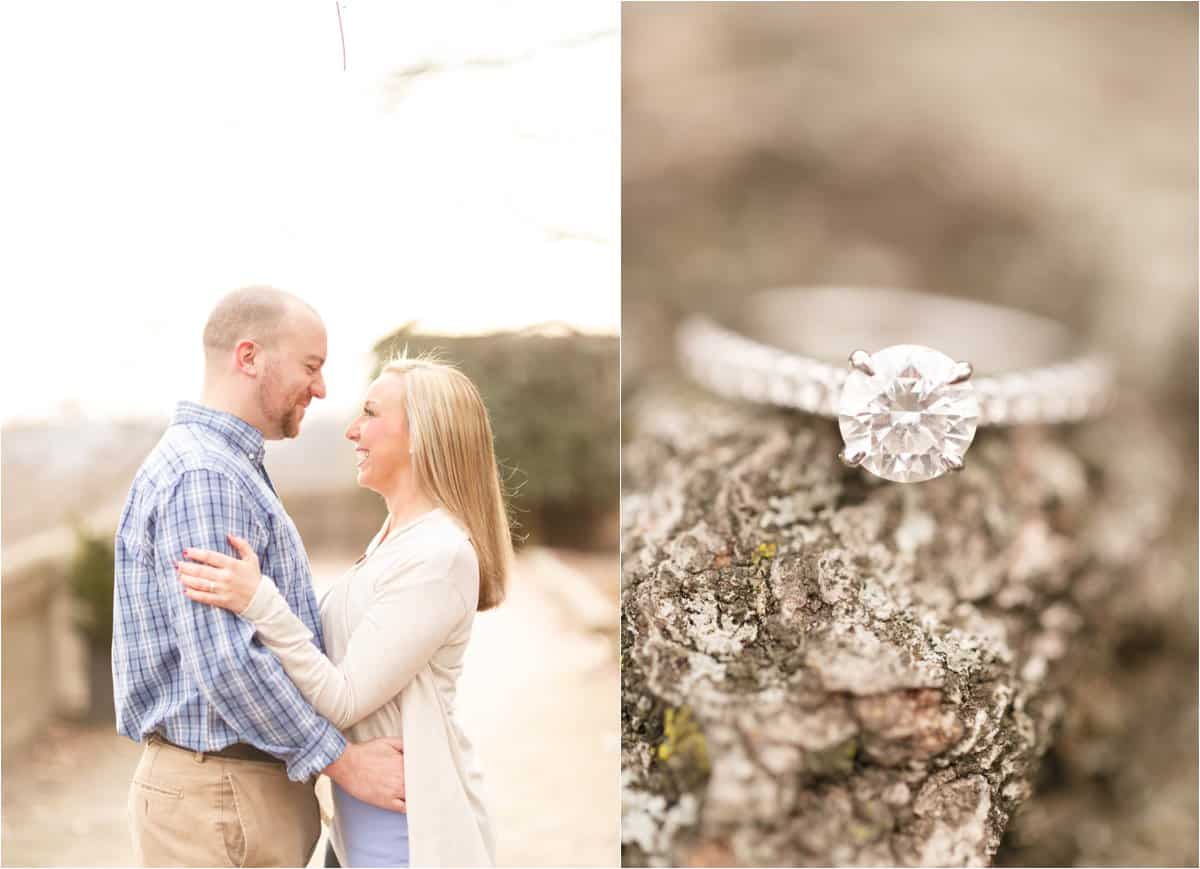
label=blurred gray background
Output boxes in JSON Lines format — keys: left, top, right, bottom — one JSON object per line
{"left": 623, "top": 3, "right": 1195, "bottom": 866}
{"left": 624, "top": 2, "right": 1196, "bottom": 420}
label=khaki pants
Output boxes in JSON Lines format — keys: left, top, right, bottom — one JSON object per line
{"left": 128, "top": 734, "right": 322, "bottom": 867}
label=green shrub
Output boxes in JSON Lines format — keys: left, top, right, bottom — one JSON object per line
{"left": 372, "top": 326, "right": 619, "bottom": 548}
{"left": 69, "top": 528, "right": 116, "bottom": 645}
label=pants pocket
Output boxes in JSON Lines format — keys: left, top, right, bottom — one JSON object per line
{"left": 128, "top": 775, "right": 203, "bottom": 866}
{"left": 132, "top": 779, "right": 184, "bottom": 800}
{"left": 218, "top": 765, "right": 320, "bottom": 867}
{"left": 221, "top": 773, "right": 255, "bottom": 868}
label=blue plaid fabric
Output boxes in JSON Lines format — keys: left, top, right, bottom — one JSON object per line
{"left": 112, "top": 401, "right": 346, "bottom": 781}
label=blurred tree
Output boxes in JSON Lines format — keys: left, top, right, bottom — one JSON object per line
{"left": 372, "top": 325, "right": 618, "bottom": 549}
{"left": 68, "top": 526, "right": 116, "bottom": 722}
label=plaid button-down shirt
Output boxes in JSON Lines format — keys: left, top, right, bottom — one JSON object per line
{"left": 112, "top": 401, "right": 346, "bottom": 781}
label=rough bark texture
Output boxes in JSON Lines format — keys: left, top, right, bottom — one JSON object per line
{"left": 621, "top": 5, "right": 1196, "bottom": 865}
{"left": 620, "top": 388, "right": 1184, "bottom": 867}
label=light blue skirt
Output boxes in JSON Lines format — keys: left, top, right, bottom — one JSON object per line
{"left": 331, "top": 781, "right": 410, "bottom": 867}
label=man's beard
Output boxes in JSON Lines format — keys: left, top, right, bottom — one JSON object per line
{"left": 279, "top": 403, "right": 303, "bottom": 438}
{"left": 259, "top": 368, "right": 304, "bottom": 439}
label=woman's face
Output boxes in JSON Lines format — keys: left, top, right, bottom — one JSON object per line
{"left": 344, "top": 373, "right": 412, "bottom": 494}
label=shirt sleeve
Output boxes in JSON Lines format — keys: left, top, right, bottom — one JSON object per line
{"left": 157, "top": 468, "right": 347, "bottom": 780}
{"left": 238, "top": 542, "right": 470, "bottom": 731}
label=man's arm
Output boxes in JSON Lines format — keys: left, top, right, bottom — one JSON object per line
{"left": 159, "top": 468, "right": 407, "bottom": 809}
{"left": 156, "top": 468, "right": 347, "bottom": 781}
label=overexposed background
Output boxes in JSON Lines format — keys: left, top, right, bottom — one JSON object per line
{"left": 0, "top": 0, "right": 618, "bottom": 425}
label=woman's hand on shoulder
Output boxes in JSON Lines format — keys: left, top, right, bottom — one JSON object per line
{"left": 176, "top": 534, "right": 263, "bottom": 615}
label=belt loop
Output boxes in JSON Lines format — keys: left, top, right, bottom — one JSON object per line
{"left": 193, "top": 749, "right": 206, "bottom": 764}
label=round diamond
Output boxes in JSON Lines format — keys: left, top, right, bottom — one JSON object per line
{"left": 838, "top": 344, "right": 979, "bottom": 483}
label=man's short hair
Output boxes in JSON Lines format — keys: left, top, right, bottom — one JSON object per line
{"left": 202, "top": 286, "right": 317, "bottom": 355}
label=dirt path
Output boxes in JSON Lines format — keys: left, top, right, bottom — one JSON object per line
{"left": 1, "top": 547, "right": 618, "bottom": 867}
{"left": 0, "top": 719, "right": 144, "bottom": 867}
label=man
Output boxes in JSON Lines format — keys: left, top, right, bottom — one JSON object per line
{"left": 113, "top": 286, "right": 405, "bottom": 867}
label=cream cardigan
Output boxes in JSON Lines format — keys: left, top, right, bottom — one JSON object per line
{"left": 240, "top": 508, "right": 495, "bottom": 867}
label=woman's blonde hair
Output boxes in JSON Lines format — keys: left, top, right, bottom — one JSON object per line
{"left": 381, "top": 354, "right": 512, "bottom": 611}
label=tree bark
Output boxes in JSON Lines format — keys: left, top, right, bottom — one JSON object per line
{"left": 620, "top": 382, "right": 1182, "bottom": 867}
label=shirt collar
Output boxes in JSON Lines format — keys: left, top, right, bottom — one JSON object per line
{"left": 172, "top": 401, "right": 266, "bottom": 466}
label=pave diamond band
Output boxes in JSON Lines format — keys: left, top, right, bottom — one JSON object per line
{"left": 677, "top": 288, "right": 1114, "bottom": 483}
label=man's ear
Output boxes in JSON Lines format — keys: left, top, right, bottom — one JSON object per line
{"left": 234, "top": 339, "right": 260, "bottom": 376}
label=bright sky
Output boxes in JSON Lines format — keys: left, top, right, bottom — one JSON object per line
{"left": 0, "top": 1, "right": 618, "bottom": 424}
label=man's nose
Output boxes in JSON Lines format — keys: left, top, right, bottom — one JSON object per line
{"left": 311, "top": 374, "right": 327, "bottom": 400}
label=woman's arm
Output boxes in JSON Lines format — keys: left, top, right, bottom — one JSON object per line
{"left": 179, "top": 538, "right": 469, "bottom": 730}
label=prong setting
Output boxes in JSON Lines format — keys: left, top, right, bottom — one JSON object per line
{"left": 839, "top": 448, "right": 867, "bottom": 468}
{"left": 940, "top": 454, "right": 965, "bottom": 473}
{"left": 950, "top": 361, "right": 973, "bottom": 384}
{"left": 849, "top": 349, "right": 875, "bottom": 377}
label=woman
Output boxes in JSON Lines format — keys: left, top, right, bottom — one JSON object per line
{"left": 176, "top": 355, "right": 512, "bottom": 867}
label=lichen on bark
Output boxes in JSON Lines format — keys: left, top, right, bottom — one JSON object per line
{"left": 621, "top": 384, "right": 1180, "bottom": 867}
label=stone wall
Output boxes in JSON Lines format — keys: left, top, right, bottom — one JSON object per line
{"left": 2, "top": 537, "right": 91, "bottom": 763}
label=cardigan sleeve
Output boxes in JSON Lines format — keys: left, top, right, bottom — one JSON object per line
{"left": 238, "top": 544, "right": 470, "bottom": 731}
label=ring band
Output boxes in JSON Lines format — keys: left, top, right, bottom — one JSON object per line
{"left": 208, "top": 580, "right": 215, "bottom": 593}
{"left": 677, "top": 287, "right": 1113, "bottom": 483}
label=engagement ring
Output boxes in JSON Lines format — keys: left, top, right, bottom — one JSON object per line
{"left": 677, "top": 287, "right": 1113, "bottom": 483}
